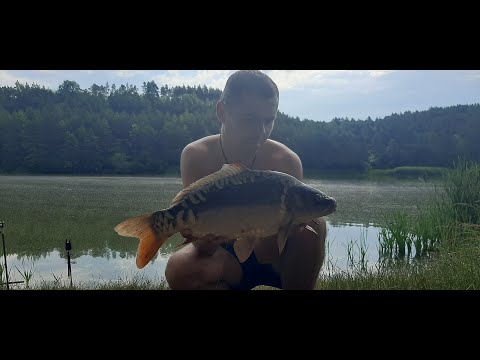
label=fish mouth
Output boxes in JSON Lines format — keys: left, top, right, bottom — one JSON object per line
{"left": 321, "top": 196, "right": 337, "bottom": 215}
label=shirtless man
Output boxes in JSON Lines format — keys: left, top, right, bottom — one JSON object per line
{"left": 165, "top": 70, "right": 327, "bottom": 290}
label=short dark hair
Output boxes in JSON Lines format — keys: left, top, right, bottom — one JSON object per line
{"left": 220, "top": 70, "right": 279, "bottom": 108}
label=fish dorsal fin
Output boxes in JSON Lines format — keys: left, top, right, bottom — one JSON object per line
{"left": 170, "top": 163, "right": 250, "bottom": 206}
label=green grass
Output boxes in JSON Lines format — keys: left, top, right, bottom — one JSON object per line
{"left": 14, "top": 273, "right": 171, "bottom": 290}
{"left": 14, "top": 257, "right": 36, "bottom": 289}
{"left": 315, "top": 241, "right": 480, "bottom": 290}
{"left": 316, "top": 160, "right": 480, "bottom": 290}
{"left": 378, "top": 159, "right": 480, "bottom": 259}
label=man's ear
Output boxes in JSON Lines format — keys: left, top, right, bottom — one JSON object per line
{"left": 216, "top": 100, "right": 226, "bottom": 124}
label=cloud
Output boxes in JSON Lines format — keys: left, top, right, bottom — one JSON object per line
{"left": 150, "top": 70, "right": 390, "bottom": 92}
{"left": 264, "top": 70, "right": 397, "bottom": 92}
{"left": 0, "top": 70, "right": 42, "bottom": 87}
{"left": 152, "top": 70, "right": 235, "bottom": 89}
{"left": 463, "top": 70, "right": 480, "bottom": 80}
{"left": 264, "top": 70, "right": 352, "bottom": 90}
{"left": 368, "top": 70, "right": 395, "bottom": 77}
{"left": 112, "top": 70, "right": 148, "bottom": 77}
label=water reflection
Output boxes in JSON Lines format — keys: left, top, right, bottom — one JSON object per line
{"left": 324, "top": 222, "right": 382, "bottom": 275}
{"left": 3, "top": 250, "right": 167, "bottom": 288}
{"left": 3, "top": 221, "right": 385, "bottom": 288}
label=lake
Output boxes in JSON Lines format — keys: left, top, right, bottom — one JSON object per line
{"left": 0, "top": 175, "right": 437, "bottom": 288}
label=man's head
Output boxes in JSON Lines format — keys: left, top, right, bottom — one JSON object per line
{"left": 217, "top": 70, "right": 279, "bottom": 148}
{"left": 220, "top": 70, "right": 279, "bottom": 109}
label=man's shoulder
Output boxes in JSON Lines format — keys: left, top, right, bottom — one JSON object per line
{"left": 263, "top": 139, "right": 302, "bottom": 179}
{"left": 181, "top": 135, "right": 220, "bottom": 187}
{"left": 182, "top": 135, "right": 218, "bottom": 158}
{"left": 265, "top": 139, "right": 300, "bottom": 163}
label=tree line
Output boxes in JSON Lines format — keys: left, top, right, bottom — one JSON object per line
{"left": 1, "top": 80, "right": 479, "bottom": 175}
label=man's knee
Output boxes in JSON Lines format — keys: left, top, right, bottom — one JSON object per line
{"left": 279, "top": 220, "right": 327, "bottom": 290}
{"left": 283, "top": 219, "right": 327, "bottom": 262}
{"left": 165, "top": 250, "right": 199, "bottom": 290}
{"left": 312, "top": 217, "right": 327, "bottom": 242}
{"left": 165, "top": 252, "right": 186, "bottom": 289}
{"left": 165, "top": 247, "right": 225, "bottom": 290}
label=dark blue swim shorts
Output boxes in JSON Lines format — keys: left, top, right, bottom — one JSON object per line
{"left": 221, "top": 242, "right": 282, "bottom": 290}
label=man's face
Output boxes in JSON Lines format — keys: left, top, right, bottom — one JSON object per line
{"left": 222, "top": 92, "right": 278, "bottom": 148}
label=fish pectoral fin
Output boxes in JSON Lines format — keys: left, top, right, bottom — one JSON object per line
{"left": 276, "top": 221, "right": 294, "bottom": 256}
{"left": 233, "top": 237, "right": 255, "bottom": 263}
{"left": 303, "top": 224, "right": 318, "bottom": 235}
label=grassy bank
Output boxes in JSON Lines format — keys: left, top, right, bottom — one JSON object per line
{"left": 315, "top": 242, "right": 480, "bottom": 290}
{"left": 316, "top": 160, "right": 480, "bottom": 290}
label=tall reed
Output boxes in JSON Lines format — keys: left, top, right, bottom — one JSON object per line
{"left": 378, "top": 159, "right": 480, "bottom": 262}
{"left": 14, "top": 258, "right": 36, "bottom": 289}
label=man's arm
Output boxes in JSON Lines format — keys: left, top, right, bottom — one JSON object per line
{"left": 270, "top": 141, "right": 303, "bottom": 181}
{"left": 277, "top": 148, "right": 321, "bottom": 235}
{"left": 179, "top": 142, "right": 227, "bottom": 255}
{"left": 180, "top": 142, "right": 204, "bottom": 188}
{"left": 281, "top": 150, "right": 303, "bottom": 181}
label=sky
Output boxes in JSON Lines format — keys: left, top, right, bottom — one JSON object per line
{"left": 0, "top": 70, "right": 479, "bottom": 122}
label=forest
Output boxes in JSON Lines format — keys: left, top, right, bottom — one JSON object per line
{"left": 1, "top": 80, "right": 479, "bottom": 175}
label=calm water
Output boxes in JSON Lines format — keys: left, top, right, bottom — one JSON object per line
{"left": 0, "top": 175, "right": 436, "bottom": 288}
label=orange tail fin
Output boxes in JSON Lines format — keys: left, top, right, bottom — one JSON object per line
{"left": 114, "top": 214, "right": 167, "bottom": 269}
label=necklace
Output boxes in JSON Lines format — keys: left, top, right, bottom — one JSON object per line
{"left": 219, "top": 134, "right": 257, "bottom": 169}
